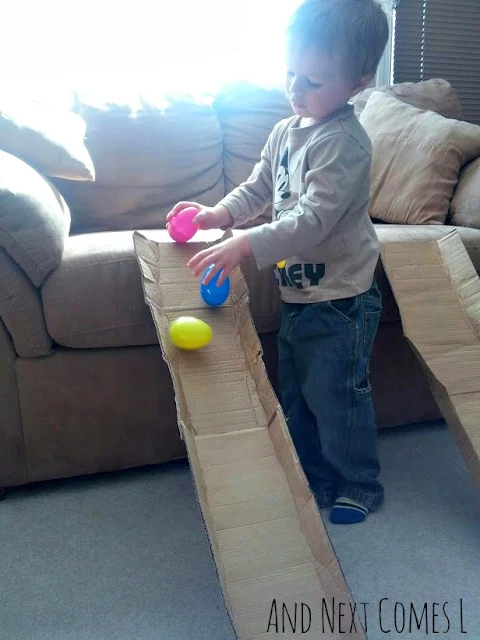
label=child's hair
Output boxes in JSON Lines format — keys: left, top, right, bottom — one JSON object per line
{"left": 286, "top": 0, "right": 389, "bottom": 86}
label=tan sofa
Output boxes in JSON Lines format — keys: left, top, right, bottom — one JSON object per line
{"left": 1, "top": 79, "right": 480, "bottom": 494}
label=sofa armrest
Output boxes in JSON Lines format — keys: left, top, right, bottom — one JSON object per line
{"left": 0, "top": 248, "right": 52, "bottom": 357}
{"left": 449, "top": 157, "right": 480, "bottom": 229}
{"left": 0, "top": 317, "right": 28, "bottom": 486}
{"left": 0, "top": 150, "right": 70, "bottom": 287}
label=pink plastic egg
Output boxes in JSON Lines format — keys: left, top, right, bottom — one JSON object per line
{"left": 167, "top": 207, "right": 200, "bottom": 243}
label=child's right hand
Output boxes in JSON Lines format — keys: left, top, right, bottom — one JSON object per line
{"left": 166, "top": 201, "right": 233, "bottom": 230}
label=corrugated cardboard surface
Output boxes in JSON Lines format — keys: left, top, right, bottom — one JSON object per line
{"left": 381, "top": 229, "right": 480, "bottom": 488}
{"left": 133, "top": 230, "right": 365, "bottom": 640}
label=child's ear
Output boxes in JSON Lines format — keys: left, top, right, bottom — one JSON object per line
{"left": 350, "top": 74, "right": 374, "bottom": 98}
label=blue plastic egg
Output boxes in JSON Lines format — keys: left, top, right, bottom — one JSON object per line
{"left": 200, "top": 266, "right": 230, "bottom": 307}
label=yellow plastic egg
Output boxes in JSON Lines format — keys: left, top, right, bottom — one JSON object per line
{"left": 276, "top": 260, "right": 286, "bottom": 269}
{"left": 169, "top": 316, "right": 213, "bottom": 350}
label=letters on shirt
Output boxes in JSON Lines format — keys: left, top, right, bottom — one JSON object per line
{"left": 276, "top": 263, "right": 326, "bottom": 289}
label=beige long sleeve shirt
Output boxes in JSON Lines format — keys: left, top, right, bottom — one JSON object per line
{"left": 219, "top": 103, "right": 380, "bottom": 303}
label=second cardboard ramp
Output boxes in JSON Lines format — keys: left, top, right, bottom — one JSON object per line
{"left": 381, "top": 229, "right": 480, "bottom": 488}
{"left": 133, "top": 230, "right": 365, "bottom": 640}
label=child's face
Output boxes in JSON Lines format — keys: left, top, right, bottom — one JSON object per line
{"left": 285, "top": 45, "right": 362, "bottom": 123}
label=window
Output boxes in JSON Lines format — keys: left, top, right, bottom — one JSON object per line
{"left": 1, "top": 0, "right": 393, "bottom": 94}
{"left": 1, "top": 1, "right": 301, "bottom": 93}
{"left": 393, "top": 0, "right": 480, "bottom": 124}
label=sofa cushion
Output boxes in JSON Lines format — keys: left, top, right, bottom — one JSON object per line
{"left": 43, "top": 224, "right": 480, "bottom": 349}
{"left": 375, "top": 225, "right": 480, "bottom": 323}
{"left": 54, "top": 93, "right": 224, "bottom": 234}
{"left": 351, "top": 78, "right": 463, "bottom": 120}
{"left": 448, "top": 157, "right": 480, "bottom": 229}
{"left": 0, "top": 150, "right": 71, "bottom": 287}
{"left": 360, "top": 92, "right": 480, "bottom": 225}
{"left": 214, "top": 83, "right": 293, "bottom": 227}
{"left": 42, "top": 232, "right": 157, "bottom": 349}
{"left": 41, "top": 230, "right": 281, "bottom": 349}
{"left": 0, "top": 94, "right": 94, "bottom": 180}
{"left": 233, "top": 234, "right": 281, "bottom": 333}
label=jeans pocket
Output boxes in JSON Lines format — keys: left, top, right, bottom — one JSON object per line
{"left": 325, "top": 296, "right": 360, "bottom": 325}
{"left": 355, "top": 373, "right": 372, "bottom": 396}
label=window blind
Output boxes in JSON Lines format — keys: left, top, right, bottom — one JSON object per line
{"left": 393, "top": 0, "right": 480, "bottom": 124}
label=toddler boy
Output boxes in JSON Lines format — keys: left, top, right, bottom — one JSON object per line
{"left": 167, "top": 0, "right": 389, "bottom": 524}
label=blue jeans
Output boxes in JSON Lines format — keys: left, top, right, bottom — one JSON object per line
{"left": 277, "top": 282, "right": 384, "bottom": 511}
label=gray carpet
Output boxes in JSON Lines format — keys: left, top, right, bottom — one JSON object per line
{"left": 1, "top": 420, "right": 479, "bottom": 640}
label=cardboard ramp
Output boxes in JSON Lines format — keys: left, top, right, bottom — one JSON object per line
{"left": 133, "top": 231, "right": 365, "bottom": 640}
{"left": 381, "top": 229, "right": 480, "bottom": 488}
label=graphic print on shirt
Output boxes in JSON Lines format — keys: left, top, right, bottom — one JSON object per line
{"left": 274, "top": 147, "right": 326, "bottom": 290}
{"left": 274, "top": 148, "right": 293, "bottom": 220}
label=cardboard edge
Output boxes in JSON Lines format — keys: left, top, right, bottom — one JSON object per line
{"left": 134, "top": 232, "right": 193, "bottom": 439}
{"left": 408, "top": 341, "right": 480, "bottom": 489}
{"left": 436, "top": 231, "right": 480, "bottom": 336}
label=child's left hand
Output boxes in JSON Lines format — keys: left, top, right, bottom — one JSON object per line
{"left": 188, "top": 235, "right": 252, "bottom": 286}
